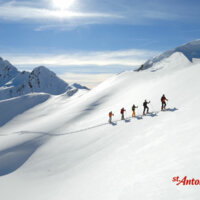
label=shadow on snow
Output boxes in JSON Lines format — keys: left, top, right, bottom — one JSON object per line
{"left": 0, "top": 135, "right": 49, "bottom": 176}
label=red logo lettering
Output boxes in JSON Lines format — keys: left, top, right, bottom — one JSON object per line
{"left": 172, "top": 176, "right": 200, "bottom": 186}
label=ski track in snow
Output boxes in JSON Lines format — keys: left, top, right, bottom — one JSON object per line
{"left": 12, "top": 108, "right": 178, "bottom": 137}
{"left": 0, "top": 107, "right": 178, "bottom": 179}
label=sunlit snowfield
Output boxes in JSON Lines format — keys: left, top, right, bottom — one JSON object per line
{"left": 1, "top": 41, "right": 200, "bottom": 200}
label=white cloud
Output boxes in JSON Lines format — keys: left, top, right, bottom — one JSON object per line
{"left": 59, "top": 72, "right": 114, "bottom": 88}
{"left": 2, "top": 49, "right": 159, "bottom": 67}
{"left": 0, "top": 0, "right": 183, "bottom": 30}
{"left": 0, "top": 1, "right": 122, "bottom": 23}
{"left": 1, "top": 48, "right": 159, "bottom": 88}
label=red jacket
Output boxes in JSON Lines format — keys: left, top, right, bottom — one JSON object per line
{"left": 161, "top": 96, "right": 168, "bottom": 102}
{"left": 121, "top": 108, "right": 126, "bottom": 114}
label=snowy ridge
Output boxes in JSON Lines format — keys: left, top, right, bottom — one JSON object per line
{"left": 138, "top": 39, "right": 200, "bottom": 70}
{"left": 146, "top": 52, "right": 191, "bottom": 72}
{"left": 0, "top": 58, "right": 89, "bottom": 100}
{"left": 0, "top": 57, "right": 19, "bottom": 86}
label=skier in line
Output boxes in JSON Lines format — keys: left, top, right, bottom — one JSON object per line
{"left": 120, "top": 107, "right": 126, "bottom": 120}
{"left": 132, "top": 104, "right": 138, "bottom": 117}
{"left": 143, "top": 100, "right": 150, "bottom": 115}
{"left": 161, "top": 94, "right": 168, "bottom": 111}
{"left": 108, "top": 111, "right": 114, "bottom": 123}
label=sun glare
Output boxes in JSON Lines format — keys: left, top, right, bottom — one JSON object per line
{"left": 52, "top": 0, "right": 76, "bottom": 10}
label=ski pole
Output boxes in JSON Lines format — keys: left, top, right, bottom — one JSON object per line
{"left": 150, "top": 102, "right": 156, "bottom": 112}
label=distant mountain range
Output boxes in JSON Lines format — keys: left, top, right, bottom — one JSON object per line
{"left": 0, "top": 57, "right": 89, "bottom": 100}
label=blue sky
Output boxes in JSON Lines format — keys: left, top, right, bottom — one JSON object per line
{"left": 0, "top": 0, "right": 200, "bottom": 87}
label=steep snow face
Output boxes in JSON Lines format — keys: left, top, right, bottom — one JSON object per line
{"left": 139, "top": 39, "right": 200, "bottom": 70}
{"left": 27, "top": 66, "right": 69, "bottom": 94}
{"left": 175, "top": 39, "right": 200, "bottom": 61}
{"left": 0, "top": 57, "right": 19, "bottom": 86}
{"left": 144, "top": 52, "right": 191, "bottom": 72}
{"left": 0, "top": 66, "right": 70, "bottom": 100}
{"left": 6, "top": 71, "right": 30, "bottom": 87}
{"left": 0, "top": 58, "right": 90, "bottom": 100}
{"left": 0, "top": 57, "right": 89, "bottom": 101}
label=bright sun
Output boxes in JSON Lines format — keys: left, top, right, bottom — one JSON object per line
{"left": 52, "top": 0, "right": 76, "bottom": 10}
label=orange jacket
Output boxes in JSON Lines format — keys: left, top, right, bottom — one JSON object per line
{"left": 109, "top": 112, "right": 113, "bottom": 117}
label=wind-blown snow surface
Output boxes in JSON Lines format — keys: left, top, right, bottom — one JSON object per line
{"left": 1, "top": 52, "right": 200, "bottom": 200}
{"left": 0, "top": 93, "right": 50, "bottom": 126}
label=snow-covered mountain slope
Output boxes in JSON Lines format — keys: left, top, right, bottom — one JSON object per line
{"left": 0, "top": 85, "right": 88, "bottom": 128}
{"left": 0, "top": 58, "right": 89, "bottom": 100}
{"left": 0, "top": 93, "right": 50, "bottom": 127}
{"left": 0, "top": 57, "right": 89, "bottom": 128}
{"left": 0, "top": 66, "right": 69, "bottom": 100}
{"left": 141, "top": 51, "right": 191, "bottom": 73}
{"left": 1, "top": 42, "right": 200, "bottom": 200}
{"left": 0, "top": 57, "right": 19, "bottom": 86}
{"left": 139, "top": 39, "right": 200, "bottom": 70}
